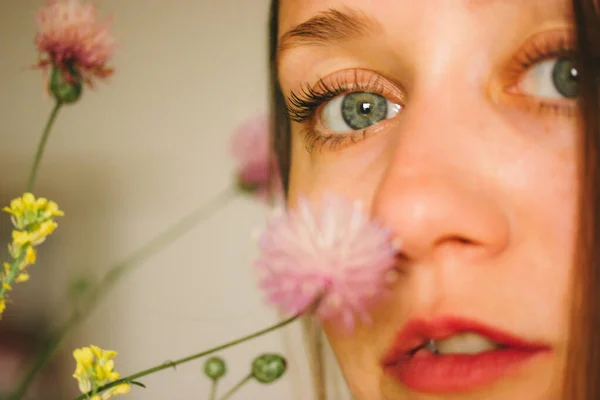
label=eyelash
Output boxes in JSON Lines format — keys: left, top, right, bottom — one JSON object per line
{"left": 506, "top": 32, "right": 577, "bottom": 117}
{"left": 285, "top": 33, "right": 577, "bottom": 152}
{"left": 286, "top": 70, "right": 386, "bottom": 124}
{"left": 507, "top": 33, "right": 574, "bottom": 79}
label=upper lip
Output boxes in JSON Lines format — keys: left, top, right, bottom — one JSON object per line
{"left": 381, "top": 316, "right": 551, "bottom": 366}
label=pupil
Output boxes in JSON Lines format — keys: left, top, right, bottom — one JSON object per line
{"left": 569, "top": 67, "right": 579, "bottom": 80}
{"left": 359, "top": 102, "right": 373, "bottom": 115}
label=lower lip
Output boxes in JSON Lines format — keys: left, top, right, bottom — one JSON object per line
{"left": 384, "top": 347, "right": 548, "bottom": 393}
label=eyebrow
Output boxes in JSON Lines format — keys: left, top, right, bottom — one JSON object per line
{"left": 277, "top": 8, "right": 382, "bottom": 56}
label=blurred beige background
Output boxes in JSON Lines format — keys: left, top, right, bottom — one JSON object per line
{"left": 0, "top": 1, "right": 332, "bottom": 399}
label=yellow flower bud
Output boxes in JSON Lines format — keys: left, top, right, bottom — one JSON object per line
{"left": 35, "top": 197, "right": 48, "bottom": 209}
{"left": 73, "top": 347, "right": 95, "bottom": 368}
{"left": 15, "top": 273, "right": 29, "bottom": 283}
{"left": 46, "top": 201, "right": 64, "bottom": 217}
{"left": 22, "top": 193, "right": 35, "bottom": 205}
{"left": 12, "top": 231, "right": 31, "bottom": 246}
{"left": 25, "top": 246, "right": 36, "bottom": 265}
{"left": 110, "top": 384, "right": 131, "bottom": 396}
{"left": 39, "top": 220, "right": 57, "bottom": 236}
{"left": 3, "top": 283, "right": 12, "bottom": 291}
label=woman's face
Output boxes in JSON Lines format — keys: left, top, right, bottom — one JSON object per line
{"left": 277, "top": 0, "right": 579, "bottom": 399}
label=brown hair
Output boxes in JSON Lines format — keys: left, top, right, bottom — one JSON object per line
{"left": 269, "top": 0, "right": 600, "bottom": 398}
{"left": 269, "top": 0, "right": 292, "bottom": 193}
{"left": 566, "top": 1, "right": 600, "bottom": 399}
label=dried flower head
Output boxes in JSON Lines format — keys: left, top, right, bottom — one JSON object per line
{"left": 255, "top": 194, "right": 398, "bottom": 331}
{"left": 34, "top": 0, "right": 114, "bottom": 99}
{"left": 230, "top": 114, "right": 282, "bottom": 201}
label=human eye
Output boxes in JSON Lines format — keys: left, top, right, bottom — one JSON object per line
{"left": 519, "top": 57, "right": 579, "bottom": 99}
{"left": 321, "top": 92, "right": 401, "bottom": 132}
{"left": 505, "top": 30, "right": 579, "bottom": 115}
{"left": 286, "top": 70, "right": 404, "bottom": 151}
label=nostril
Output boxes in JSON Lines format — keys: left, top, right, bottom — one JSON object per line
{"left": 455, "top": 237, "right": 473, "bottom": 245}
{"left": 395, "top": 251, "right": 411, "bottom": 265}
{"left": 439, "top": 235, "right": 478, "bottom": 246}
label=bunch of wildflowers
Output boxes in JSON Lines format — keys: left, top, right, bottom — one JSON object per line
{"left": 0, "top": 193, "right": 63, "bottom": 316}
{"left": 2, "top": 0, "right": 403, "bottom": 398}
{"left": 72, "top": 346, "right": 130, "bottom": 400}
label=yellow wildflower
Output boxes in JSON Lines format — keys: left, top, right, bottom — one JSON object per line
{"left": 102, "top": 384, "right": 130, "bottom": 399}
{"left": 25, "top": 246, "right": 36, "bottom": 265}
{"left": 45, "top": 200, "right": 64, "bottom": 218}
{"left": 0, "top": 299, "right": 5, "bottom": 314}
{"left": 3, "top": 193, "right": 64, "bottom": 229}
{"left": 28, "top": 220, "right": 58, "bottom": 246}
{"left": 11, "top": 231, "right": 31, "bottom": 246}
{"left": 73, "top": 345, "right": 129, "bottom": 399}
{"left": 1, "top": 194, "right": 63, "bottom": 318}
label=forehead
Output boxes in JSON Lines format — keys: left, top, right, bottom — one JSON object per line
{"left": 278, "top": 0, "right": 571, "bottom": 38}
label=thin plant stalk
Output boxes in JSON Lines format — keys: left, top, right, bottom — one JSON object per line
{"left": 9, "top": 186, "right": 238, "bottom": 400}
{"left": 26, "top": 101, "right": 62, "bottom": 192}
{"left": 209, "top": 379, "right": 218, "bottom": 400}
{"left": 73, "top": 313, "right": 300, "bottom": 400}
{"left": 0, "top": 255, "right": 26, "bottom": 305}
{"left": 218, "top": 374, "right": 253, "bottom": 400}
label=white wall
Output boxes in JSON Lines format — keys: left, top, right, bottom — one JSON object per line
{"left": 0, "top": 1, "right": 320, "bottom": 399}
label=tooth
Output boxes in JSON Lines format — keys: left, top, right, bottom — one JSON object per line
{"left": 434, "top": 332, "right": 498, "bottom": 355}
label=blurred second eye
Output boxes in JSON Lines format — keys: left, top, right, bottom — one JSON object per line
{"left": 519, "top": 57, "right": 580, "bottom": 99}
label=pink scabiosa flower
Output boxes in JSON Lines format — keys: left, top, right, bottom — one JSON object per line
{"left": 34, "top": 0, "right": 114, "bottom": 103}
{"left": 230, "top": 114, "right": 283, "bottom": 202}
{"left": 255, "top": 194, "right": 399, "bottom": 332}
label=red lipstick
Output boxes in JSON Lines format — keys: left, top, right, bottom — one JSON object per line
{"left": 381, "top": 316, "right": 551, "bottom": 393}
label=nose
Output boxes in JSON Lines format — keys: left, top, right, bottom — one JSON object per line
{"left": 372, "top": 94, "right": 510, "bottom": 264}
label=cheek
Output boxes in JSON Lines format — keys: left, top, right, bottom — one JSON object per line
{"left": 287, "top": 126, "right": 393, "bottom": 202}
{"left": 503, "top": 118, "right": 579, "bottom": 335}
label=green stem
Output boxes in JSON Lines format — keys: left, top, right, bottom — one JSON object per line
{"left": 26, "top": 101, "right": 62, "bottom": 192}
{"left": 8, "top": 187, "right": 238, "bottom": 400}
{"left": 0, "top": 255, "right": 25, "bottom": 305}
{"left": 209, "top": 379, "right": 218, "bottom": 400}
{"left": 73, "top": 313, "right": 300, "bottom": 400}
{"left": 218, "top": 374, "right": 253, "bottom": 400}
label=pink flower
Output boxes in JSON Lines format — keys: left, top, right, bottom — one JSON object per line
{"left": 255, "top": 194, "right": 399, "bottom": 332}
{"left": 230, "top": 114, "right": 282, "bottom": 201}
{"left": 34, "top": 0, "right": 114, "bottom": 87}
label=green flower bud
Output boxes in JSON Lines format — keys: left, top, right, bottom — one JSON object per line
{"left": 235, "top": 176, "right": 260, "bottom": 195}
{"left": 49, "top": 65, "right": 82, "bottom": 104}
{"left": 251, "top": 354, "right": 287, "bottom": 384}
{"left": 204, "top": 357, "right": 227, "bottom": 380}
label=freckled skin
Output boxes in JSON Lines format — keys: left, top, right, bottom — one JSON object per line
{"left": 277, "top": 1, "right": 578, "bottom": 399}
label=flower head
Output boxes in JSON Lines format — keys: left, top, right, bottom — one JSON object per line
{"left": 0, "top": 193, "right": 63, "bottom": 317}
{"left": 255, "top": 194, "right": 398, "bottom": 331}
{"left": 34, "top": 0, "right": 114, "bottom": 100}
{"left": 73, "top": 345, "right": 130, "bottom": 399}
{"left": 230, "top": 114, "right": 283, "bottom": 201}
{"left": 3, "top": 193, "right": 63, "bottom": 230}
